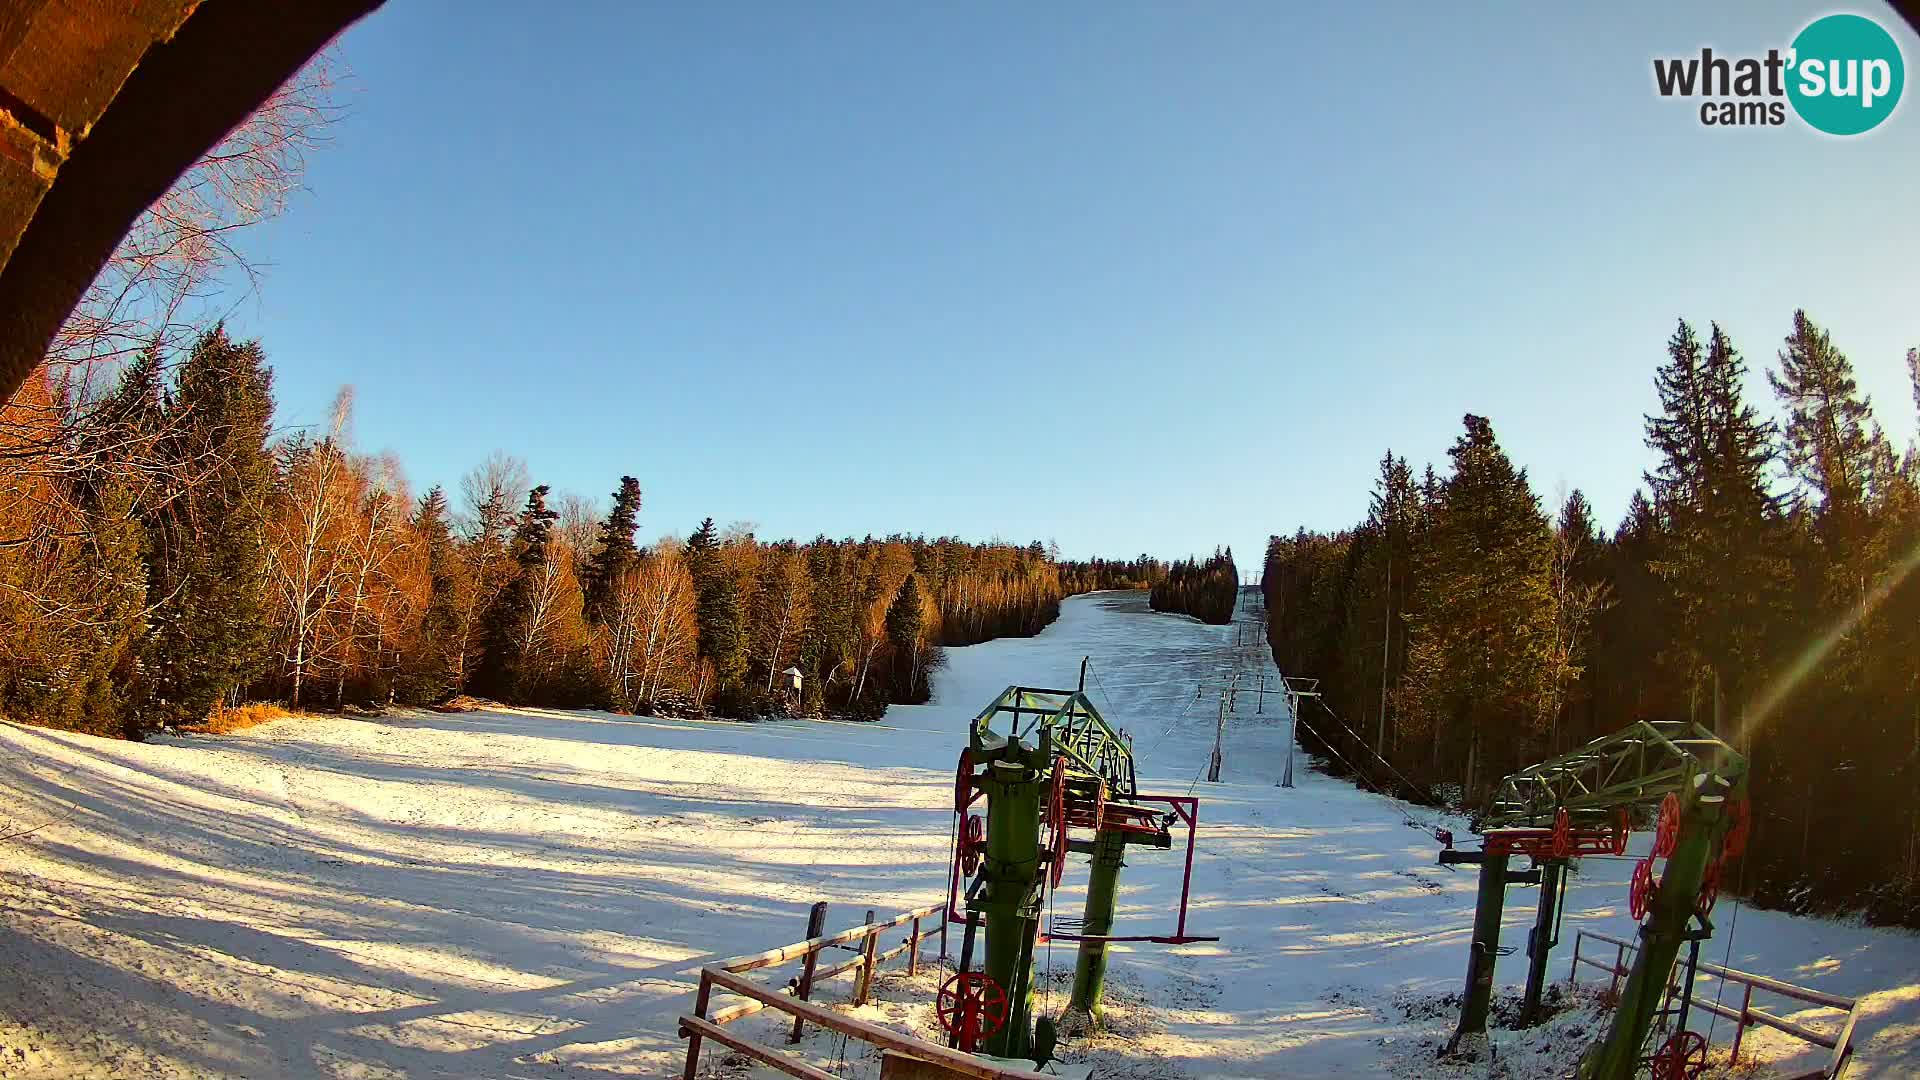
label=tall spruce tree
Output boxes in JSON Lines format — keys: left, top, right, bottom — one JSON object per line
{"left": 1644, "top": 319, "right": 1785, "bottom": 733}
{"left": 1358, "top": 451, "right": 1415, "bottom": 753}
{"left": 885, "top": 572, "right": 928, "bottom": 702}
{"left": 1770, "top": 311, "right": 1884, "bottom": 548}
{"left": 404, "top": 486, "right": 465, "bottom": 703}
{"left": 140, "top": 327, "right": 276, "bottom": 730}
{"left": 581, "top": 476, "right": 642, "bottom": 625}
{"left": 1398, "top": 414, "right": 1553, "bottom": 796}
{"left": 475, "top": 485, "right": 559, "bottom": 700}
{"left": 684, "top": 517, "right": 747, "bottom": 709}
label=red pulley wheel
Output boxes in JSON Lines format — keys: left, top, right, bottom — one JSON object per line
{"left": 1629, "top": 856, "right": 1657, "bottom": 921}
{"left": 1612, "top": 807, "right": 1632, "bottom": 856}
{"left": 1047, "top": 757, "right": 1068, "bottom": 888}
{"left": 960, "top": 813, "right": 984, "bottom": 876}
{"left": 1654, "top": 792, "right": 1682, "bottom": 859}
{"left": 1695, "top": 857, "right": 1722, "bottom": 918}
{"left": 936, "top": 971, "right": 1008, "bottom": 1052}
{"left": 954, "top": 748, "right": 976, "bottom": 816}
{"left": 1551, "top": 807, "right": 1572, "bottom": 859}
{"left": 1723, "top": 797, "right": 1751, "bottom": 861}
{"left": 1648, "top": 1029, "right": 1708, "bottom": 1080}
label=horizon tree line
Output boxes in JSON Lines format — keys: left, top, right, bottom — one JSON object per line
{"left": 2, "top": 329, "right": 1176, "bottom": 732}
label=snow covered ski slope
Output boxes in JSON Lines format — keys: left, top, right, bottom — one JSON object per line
{"left": 0, "top": 591, "right": 1916, "bottom": 1078}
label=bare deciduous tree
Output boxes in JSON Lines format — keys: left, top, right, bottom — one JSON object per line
{"left": 265, "top": 389, "right": 356, "bottom": 707}
{"left": 48, "top": 56, "right": 343, "bottom": 377}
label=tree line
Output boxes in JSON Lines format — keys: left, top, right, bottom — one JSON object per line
{"left": 1059, "top": 555, "right": 1170, "bottom": 594}
{"left": 1150, "top": 548, "right": 1240, "bottom": 624}
{"left": 1263, "top": 312, "right": 1920, "bottom": 925}
{"left": 0, "top": 326, "right": 1111, "bottom": 735}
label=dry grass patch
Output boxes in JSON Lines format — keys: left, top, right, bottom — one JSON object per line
{"left": 182, "top": 703, "right": 298, "bottom": 735}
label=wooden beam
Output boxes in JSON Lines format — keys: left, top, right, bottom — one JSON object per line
{"left": 1744, "top": 1007, "right": 1840, "bottom": 1049}
{"left": 703, "top": 967, "right": 1054, "bottom": 1080}
{"left": 0, "top": 0, "right": 384, "bottom": 404}
{"left": 720, "top": 904, "right": 942, "bottom": 973}
{"left": 678, "top": 1015, "right": 838, "bottom": 1080}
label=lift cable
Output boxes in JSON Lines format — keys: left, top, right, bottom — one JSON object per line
{"left": 1308, "top": 698, "right": 1458, "bottom": 840}
{"left": 1290, "top": 714, "right": 1390, "bottom": 794}
{"left": 1314, "top": 698, "right": 1442, "bottom": 808}
{"left": 1705, "top": 858, "right": 1747, "bottom": 1048}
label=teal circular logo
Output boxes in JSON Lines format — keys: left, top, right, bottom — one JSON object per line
{"left": 1787, "top": 14, "right": 1904, "bottom": 135}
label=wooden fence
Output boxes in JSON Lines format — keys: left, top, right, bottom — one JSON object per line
{"left": 1568, "top": 929, "right": 1860, "bottom": 1079}
{"left": 678, "top": 901, "right": 1053, "bottom": 1080}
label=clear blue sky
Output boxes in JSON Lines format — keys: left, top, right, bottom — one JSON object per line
{"left": 224, "top": 2, "right": 1920, "bottom": 569}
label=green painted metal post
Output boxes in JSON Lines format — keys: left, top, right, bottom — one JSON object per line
{"left": 1068, "top": 825, "right": 1128, "bottom": 1022}
{"left": 1449, "top": 847, "right": 1511, "bottom": 1050}
{"left": 980, "top": 758, "right": 1043, "bottom": 1059}
{"left": 1578, "top": 803, "right": 1722, "bottom": 1080}
{"left": 1521, "top": 860, "right": 1564, "bottom": 1026}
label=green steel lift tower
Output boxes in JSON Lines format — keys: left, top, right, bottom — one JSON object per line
{"left": 1437, "top": 720, "right": 1750, "bottom": 1080}
{"left": 941, "top": 673, "right": 1212, "bottom": 1062}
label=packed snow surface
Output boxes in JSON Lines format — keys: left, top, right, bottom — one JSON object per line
{"left": 1, "top": 591, "right": 1916, "bottom": 1078}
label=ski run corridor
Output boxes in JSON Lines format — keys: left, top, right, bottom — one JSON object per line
{"left": 1, "top": 591, "right": 1916, "bottom": 1079}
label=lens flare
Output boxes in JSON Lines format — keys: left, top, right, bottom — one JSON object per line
{"left": 1737, "top": 534, "right": 1920, "bottom": 746}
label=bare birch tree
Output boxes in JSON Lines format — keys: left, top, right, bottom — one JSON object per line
{"left": 265, "top": 389, "right": 360, "bottom": 707}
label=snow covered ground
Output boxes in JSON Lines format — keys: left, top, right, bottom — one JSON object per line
{"left": 1, "top": 590, "right": 1916, "bottom": 1078}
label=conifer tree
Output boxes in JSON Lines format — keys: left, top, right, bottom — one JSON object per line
{"left": 475, "top": 485, "right": 559, "bottom": 700}
{"left": 453, "top": 452, "right": 527, "bottom": 693}
{"left": 1770, "top": 311, "right": 1884, "bottom": 546}
{"left": 582, "top": 476, "right": 642, "bottom": 625}
{"left": 1357, "top": 451, "right": 1415, "bottom": 752}
{"left": 1644, "top": 320, "right": 1785, "bottom": 732}
{"left": 1398, "top": 414, "right": 1553, "bottom": 795}
{"left": 140, "top": 327, "right": 276, "bottom": 729}
{"left": 403, "top": 486, "right": 466, "bottom": 703}
{"left": 885, "top": 572, "right": 929, "bottom": 702}
{"left": 684, "top": 517, "right": 749, "bottom": 709}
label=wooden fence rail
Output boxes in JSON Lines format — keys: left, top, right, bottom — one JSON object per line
{"left": 681, "top": 899, "right": 1058, "bottom": 1080}
{"left": 1568, "top": 929, "right": 1860, "bottom": 1079}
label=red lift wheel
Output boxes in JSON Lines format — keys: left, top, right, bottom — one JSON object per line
{"left": 1551, "top": 807, "right": 1573, "bottom": 859}
{"left": 1611, "top": 807, "right": 1632, "bottom": 856}
{"left": 1091, "top": 777, "right": 1108, "bottom": 833}
{"left": 960, "top": 814, "right": 985, "bottom": 876}
{"left": 936, "top": 971, "right": 1008, "bottom": 1052}
{"left": 1654, "top": 792, "right": 1682, "bottom": 859}
{"left": 1723, "top": 797, "right": 1751, "bottom": 861}
{"left": 1648, "top": 1029, "right": 1708, "bottom": 1080}
{"left": 1629, "top": 856, "right": 1657, "bottom": 921}
{"left": 954, "top": 748, "right": 976, "bottom": 816}
{"left": 1046, "top": 757, "right": 1068, "bottom": 888}
{"left": 1696, "top": 857, "right": 1722, "bottom": 918}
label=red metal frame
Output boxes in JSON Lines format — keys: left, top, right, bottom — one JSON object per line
{"left": 1482, "top": 825, "right": 1626, "bottom": 860}
{"left": 946, "top": 784, "right": 987, "bottom": 924}
{"left": 1039, "top": 794, "right": 1219, "bottom": 945}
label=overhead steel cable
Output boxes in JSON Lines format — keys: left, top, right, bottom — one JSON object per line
{"left": 1314, "top": 698, "right": 1442, "bottom": 807}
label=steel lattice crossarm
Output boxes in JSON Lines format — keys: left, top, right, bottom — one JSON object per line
{"left": 968, "top": 686, "right": 1136, "bottom": 801}
{"left": 1483, "top": 720, "right": 1748, "bottom": 831}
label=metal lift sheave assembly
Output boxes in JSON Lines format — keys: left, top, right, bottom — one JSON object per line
{"left": 939, "top": 665, "right": 1216, "bottom": 1065}
{"left": 1437, "top": 719, "right": 1751, "bottom": 1080}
